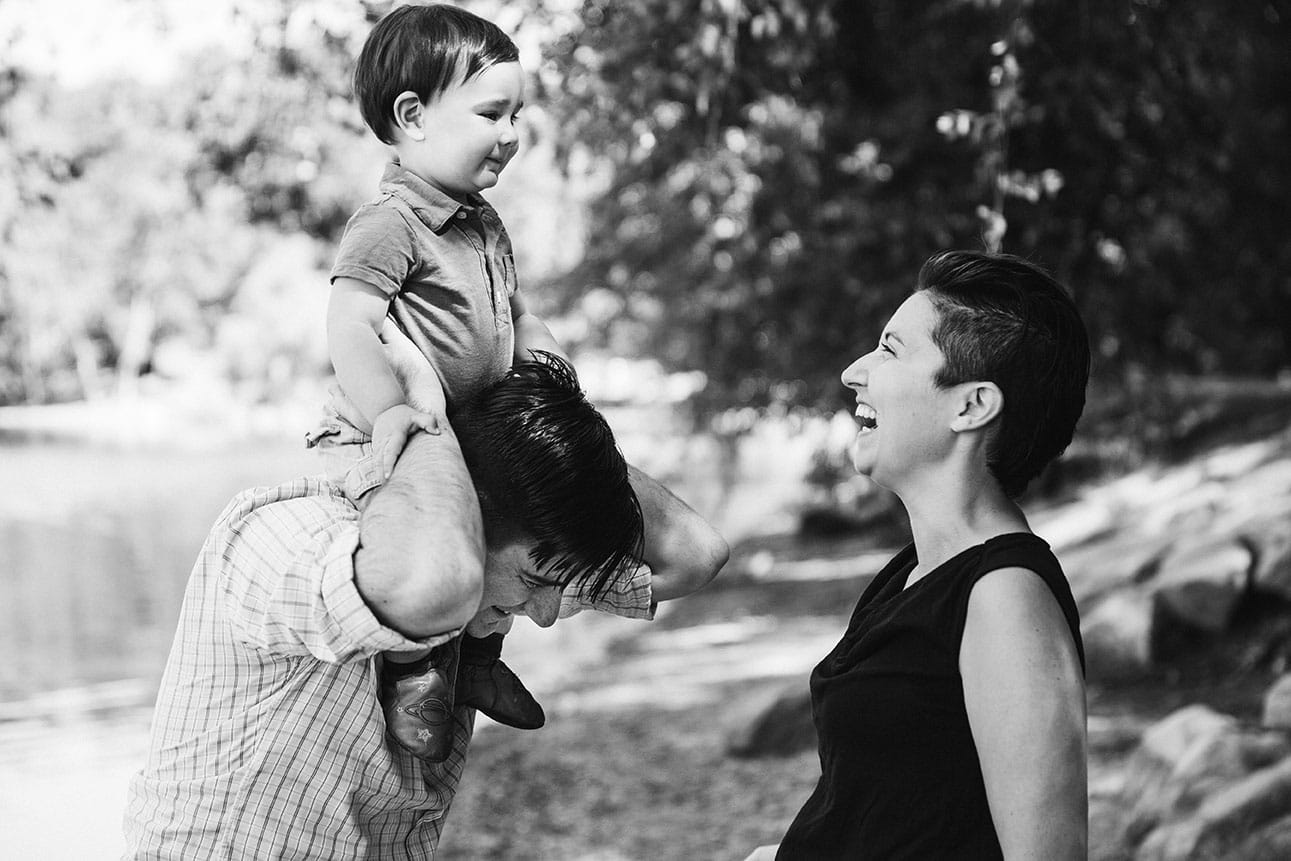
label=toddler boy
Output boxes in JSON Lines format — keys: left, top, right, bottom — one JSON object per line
{"left": 308, "top": 3, "right": 567, "bottom": 762}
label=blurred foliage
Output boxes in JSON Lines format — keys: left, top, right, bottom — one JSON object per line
{"left": 531, "top": 0, "right": 1291, "bottom": 411}
{"left": 1, "top": 0, "right": 1288, "bottom": 416}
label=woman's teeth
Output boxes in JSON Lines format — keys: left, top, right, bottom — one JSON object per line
{"left": 855, "top": 403, "right": 877, "bottom": 432}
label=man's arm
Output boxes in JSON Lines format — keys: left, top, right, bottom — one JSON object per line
{"left": 352, "top": 428, "right": 485, "bottom": 638}
{"left": 630, "top": 464, "right": 729, "bottom": 602}
{"left": 378, "top": 319, "right": 728, "bottom": 606}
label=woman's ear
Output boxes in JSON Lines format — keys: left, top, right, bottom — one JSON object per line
{"left": 950, "top": 381, "right": 1003, "bottom": 432}
{"left": 392, "top": 91, "right": 425, "bottom": 141}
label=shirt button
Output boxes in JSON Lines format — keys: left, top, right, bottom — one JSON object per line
{"left": 456, "top": 211, "right": 467, "bottom": 219}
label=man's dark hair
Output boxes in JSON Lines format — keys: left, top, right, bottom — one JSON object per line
{"left": 354, "top": 4, "right": 519, "bottom": 145}
{"left": 916, "top": 250, "right": 1091, "bottom": 498}
{"left": 451, "top": 352, "right": 644, "bottom": 600}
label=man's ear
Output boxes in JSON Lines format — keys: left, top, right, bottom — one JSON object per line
{"left": 392, "top": 91, "right": 425, "bottom": 141}
{"left": 949, "top": 381, "right": 1003, "bottom": 432}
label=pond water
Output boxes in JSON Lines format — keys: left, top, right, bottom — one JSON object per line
{"left": 0, "top": 414, "right": 817, "bottom": 707}
{"left": 0, "top": 436, "right": 322, "bottom": 704}
{"left": 0, "top": 413, "right": 824, "bottom": 857}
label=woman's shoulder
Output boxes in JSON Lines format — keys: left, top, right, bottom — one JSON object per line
{"left": 967, "top": 532, "right": 1086, "bottom": 671}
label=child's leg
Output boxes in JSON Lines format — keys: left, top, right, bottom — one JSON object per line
{"left": 379, "top": 642, "right": 460, "bottom": 763}
{"left": 305, "top": 412, "right": 385, "bottom": 507}
{"left": 457, "top": 630, "right": 545, "bottom": 730}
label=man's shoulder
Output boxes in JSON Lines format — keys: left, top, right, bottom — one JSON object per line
{"left": 212, "top": 476, "right": 358, "bottom": 547}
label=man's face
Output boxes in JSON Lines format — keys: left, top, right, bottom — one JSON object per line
{"left": 465, "top": 538, "right": 565, "bottom": 637}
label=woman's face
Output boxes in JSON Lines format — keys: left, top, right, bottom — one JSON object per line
{"left": 840, "top": 292, "right": 959, "bottom": 488}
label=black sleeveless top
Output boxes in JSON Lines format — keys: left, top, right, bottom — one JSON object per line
{"left": 777, "top": 533, "right": 1084, "bottom": 860}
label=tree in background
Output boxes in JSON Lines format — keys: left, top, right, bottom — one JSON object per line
{"left": 533, "top": 0, "right": 1291, "bottom": 411}
{"left": 0, "top": 0, "right": 375, "bottom": 405}
{"left": 1, "top": 0, "right": 1288, "bottom": 418}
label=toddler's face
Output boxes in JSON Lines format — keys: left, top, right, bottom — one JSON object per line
{"left": 401, "top": 60, "right": 525, "bottom": 199}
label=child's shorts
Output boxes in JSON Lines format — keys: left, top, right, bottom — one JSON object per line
{"left": 305, "top": 412, "right": 386, "bottom": 505}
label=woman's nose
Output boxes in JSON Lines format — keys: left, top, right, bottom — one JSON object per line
{"left": 525, "top": 587, "right": 562, "bottom": 628}
{"left": 841, "top": 353, "right": 871, "bottom": 388}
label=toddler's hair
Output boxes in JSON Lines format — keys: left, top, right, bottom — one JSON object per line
{"left": 355, "top": 4, "right": 519, "bottom": 145}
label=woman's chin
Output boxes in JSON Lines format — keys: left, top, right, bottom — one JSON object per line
{"left": 849, "top": 434, "right": 876, "bottom": 475}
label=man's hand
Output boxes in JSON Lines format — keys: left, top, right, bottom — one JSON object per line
{"left": 372, "top": 403, "right": 442, "bottom": 479}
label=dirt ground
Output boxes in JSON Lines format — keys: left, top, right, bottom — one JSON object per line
{"left": 440, "top": 528, "right": 1283, "bottom": 861}
{"left": 440, "top": 561, "right": 843, "bottom": 861}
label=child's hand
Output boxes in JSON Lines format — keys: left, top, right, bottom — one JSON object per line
{"left": 372, "top": 404, "right": 442, "bottom": 479}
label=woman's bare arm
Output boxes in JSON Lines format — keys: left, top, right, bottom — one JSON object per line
{"left": 961, "top": 567, "right": 1088, "bottom": 860}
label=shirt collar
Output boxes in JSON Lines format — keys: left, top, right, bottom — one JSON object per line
{"left": 378, "top": 161, "right": 481, "bottom": 233}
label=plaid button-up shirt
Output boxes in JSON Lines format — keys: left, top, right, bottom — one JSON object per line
{"left": 122, "top": 477, "right": 652, "bottom": 859}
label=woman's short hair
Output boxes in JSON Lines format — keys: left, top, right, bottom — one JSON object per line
{"left": 354, "top": 4, "right": 519, "bottom": 145}
{"left": 916, "top": 250, "right": 1091, "bottom": 498}
{"left": 451, "top": 352, "right": 644, "bottom": 601}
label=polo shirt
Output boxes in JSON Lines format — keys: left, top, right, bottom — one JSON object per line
{"left": 331, "top": 162, "right": 516, "bottom": 408}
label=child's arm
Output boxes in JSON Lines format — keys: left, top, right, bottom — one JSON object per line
{"left": 510, "top": 287, "right": 570, "bottom": 363}
{"left": 328, "top": 277, "right": 445, "bottom": 478}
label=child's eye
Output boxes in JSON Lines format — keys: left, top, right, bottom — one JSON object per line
{"left": 480, "top": 111, "right": 501, "bottom": 121}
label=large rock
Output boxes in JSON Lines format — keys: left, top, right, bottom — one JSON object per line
{"left": 1149, "top": 538, "right": 1253, "bottom": 633}
{"left": 725, "top": 683, "right": 815, "bottom": 759}
{"left": 1059, "top": 531, "right": 1174, "bottom": 606}
{"left": 1121, "top": 706, "right": 1251, "bottom": 844}
{"left": 1082, "top": 590, "right": 1156, "bottom": 680}
{"left": 1224, "top": 812, "right": 1291, "bottom": 861}
{"left": 1262, "top": 674, "right": 1291, "bottom": 730}
{"left": 1249, "top": 518, "right": 1291, "bottom": 601}
{"left": 1135, "top": 757, "right": 1291, "bottom": 860}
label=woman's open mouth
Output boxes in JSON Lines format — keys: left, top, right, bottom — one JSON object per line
{"left": 855, "top": 403, "right": 878, "bottom": 433}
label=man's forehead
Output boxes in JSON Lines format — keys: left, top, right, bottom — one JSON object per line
{"left": 493, "top": 539, "right": 569, "bottom": 587}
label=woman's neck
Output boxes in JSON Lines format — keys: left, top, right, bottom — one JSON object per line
{"left": 897, "top": 464, "right": 1029, "bottom": 586}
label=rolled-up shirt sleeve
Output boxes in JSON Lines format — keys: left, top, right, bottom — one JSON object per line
{"left": 217, "top": 480, "right": 457, "bottom": 663}
{"left": 559, "top": 562, "right": 656, "bottom": 621}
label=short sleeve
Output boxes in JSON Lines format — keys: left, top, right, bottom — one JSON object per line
{"left": 559, "top": 562, "right": 656, "bottom": 621}
{"left": 217, "top": 487, "right": 457, "bottom": 663}
{"left": 330, "top": 202, "right": 418, "bottom": 298}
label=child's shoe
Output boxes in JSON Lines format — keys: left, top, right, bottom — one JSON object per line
{"left": 456, "top": 633, "right": 545, "bottom": 729}
{"left": 379, "top": 640, "right": 460, "bottom": 762}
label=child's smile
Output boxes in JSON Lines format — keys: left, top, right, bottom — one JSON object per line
{"left": 399, "top": 60, "right": 525, "bottom": 199}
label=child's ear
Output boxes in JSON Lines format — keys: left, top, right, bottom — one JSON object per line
{"left": 949, "top": 381, "right": 1003, "bottom": 432}
{"left": 392, "top": 91, "right": 425, "bottom": 142}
